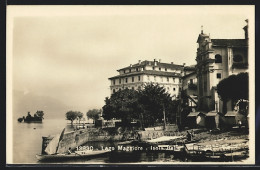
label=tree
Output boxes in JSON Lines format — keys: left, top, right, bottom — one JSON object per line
{"left": 102, "top": 84, "right": 176, "bottom": 128}
{"left": 217, "top": 72, "right": 249, "bottom": 114}
{"left": 138, "top": 83, "right": 174, "bottom": 127}
{"left": 178, "top": 90, "right": 192, "bottom": 129}
{"left": 77, "top": 112, "right": 83, "bottom": 124}
{"left": 35, "top": 110, "right": 44, "bottom": 119}
{"left": 65, "top": 111, "right": 83, "bottom": 126}
{"left": 86, "top": 109, "right": 101, "bottom": 122}
{"left": 102, "top": 88, "right": 140, "bottom": 127}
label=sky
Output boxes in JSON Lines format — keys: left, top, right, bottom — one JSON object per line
{"left": 7, "top": 5, "right": 254, "bottom": 118}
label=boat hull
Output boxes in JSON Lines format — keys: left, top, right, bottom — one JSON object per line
{"left": 36, "top": 150, "right": 110, "bottom": 161}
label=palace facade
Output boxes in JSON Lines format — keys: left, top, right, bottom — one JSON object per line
{"left": 196, "top": 21, "right": 249, "bottom": 113}
{"left": 109, "top": 59, "right": 185, "bottom": 99}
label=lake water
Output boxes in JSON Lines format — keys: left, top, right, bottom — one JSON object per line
{"left": 13, "top": 119, "right": 68, "bottom": 163}
{"left": 12, "top": 119, "right": 186, "bottom": 164}
{"left": 13, "top": 119, "right": 249, "bottom": 164}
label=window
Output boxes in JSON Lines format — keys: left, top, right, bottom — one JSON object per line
{"left": 165, "top": 68, "right": 167, "bottom": 71}
{"left": 136, "top": 68, "right": 139, "bottom": 71}
{"left": 132, "top": 87, "right": 135, "bottom": 90}
{"left": 153, "top": 67, "right": 155, "bottom": 70}
{"left": 233, "top": 55, "right": 243, "bottom": 62}
{"left": 123, "top": 70, "right": 125, "bottom": 73}
{"left": 148, "top": 76, "right": 150, "bottom": 81}
{"left": 179, "top": 78, "right": 182, "bottom": 83}
{"left": 190, "top": 79, "right": 193, "bottom": 84}
{"left": 167, "top": 77, "right": 169, "bottom": 82}
{"left": 173, "top": 78, "right": 175, "bottom": 82}
{"left": 132, "top": 77, "right": 134, "bottom": 82}
{"left": 159, "top": 67, "right": 161, "bottom": 71}
{"left": 129, "top": 69, "right": 131, "bottom": 73}
{"left": 173, "top": 88, "right": 176, "bottom": 91}
{"left": 167, "top": 87, "right": 170, "bottom": 90}
{"left": 113, "top": 89, "right": 116, "bottom": 93}
{"left": 215, "top": 54, "right": 222, "bottom": 63}
{"left": 119, "top": 79, "right": 121, "bottom": 84}
{"left": 217, "top": 73, "right": 221, "bottom": 79}
{"left": 125, "top": 78, "right": 128, "bottom": 83}
{"left": 154, "top": 76, "right": 157, "bottom": 81}
{"left": 113, "top": 80, "right": 115, "bottom": 85}
{"left": 138, "top": 76, "right": 141, "bottom": 81}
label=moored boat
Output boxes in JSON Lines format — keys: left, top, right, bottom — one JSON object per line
{"left": 36, "top": 150, "right": 110, "bottom": 161}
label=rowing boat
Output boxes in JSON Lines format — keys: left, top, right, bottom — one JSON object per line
{"left": 36, "top": 150, "right": 110, "bottom": 161}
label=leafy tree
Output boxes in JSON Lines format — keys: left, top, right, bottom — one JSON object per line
{"left": 217, "top": 72, "right": 248, "bottom": 114}
{"left": 77, "top": 112, "right": 83, "bottom": 124}
{"left": 65, "top": 111, "right": 83, "bottom": 126}
{"left": 102, "top": 88, "right": 140, "bottom": 127}
{"left": 35, "top": 110, "right": 44, "bottom": 119}
{"left": 86, "top": 109, "right": 101, "bottom": 122}
{"left": 138, "top": 83, "right": 174, "bottom": 127}
{"left": 102, "top": 84, "right": 177, "bottom": 128}
{"left": 178, "top": 91, "right": 192, "bottom": 129}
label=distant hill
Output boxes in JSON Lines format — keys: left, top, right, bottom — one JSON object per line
{"left": 12, "top": 90, "right": 71, "bottom": 120}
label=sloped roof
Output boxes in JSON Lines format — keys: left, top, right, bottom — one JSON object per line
{"left": 225, "top": 111, "right": 244, "bottom": 117}
{"left": 197, "top": 33, "right": 210, "bottom": 43}
{"left": 211, "top": 39, "right": 247, "bottom": 47}
{"left": 117, "top": 60, "right": 184, "bottom": 71}
{"left": 187, "top": 112, "right": 205, "bottom": 117}
{"left": 184, "top": 66, "right": 196, "bottom": 71}
{"left": 109, "top": 70, "right": 182, "bottom": 79}
{"left": 225, "top": 111, "right": 237, "bottom": 117}
{"left": 206, "top": 111, "right": 220, "bottom": 117}
{"left": 182, "top": 71, "right": 196, "bottom": 79}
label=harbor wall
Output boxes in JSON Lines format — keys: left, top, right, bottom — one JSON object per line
{"left": 44, "top": 125, "right": 179, "bottom": 154}
{"left": 56, "top": 128, "right": 124, "bottom": 153}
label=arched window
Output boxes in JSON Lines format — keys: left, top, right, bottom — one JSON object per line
{"left": 233, "top": 55, "right": 243, "bottom": 62}
{"left": 215, "top": 54, "right": 222, "bottom": 63}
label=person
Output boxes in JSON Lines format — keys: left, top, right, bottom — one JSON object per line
{"left": 186, "top": 131, "right": 191, "bottom": 141}
{"left": 238, "top": 120, "right": 242, "bottom": 129}
{"left": 191, "top": 130, "right": 195, "bottom": 140}
{"left": 67, "top": 147, "right": 72, "bottom": 154}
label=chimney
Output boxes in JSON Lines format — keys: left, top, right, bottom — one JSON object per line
{"left": 130, "top": 64, "right": 132, "bottom": 67}
{"left": 183, "top": 63, "right": 186, "bottom": 66}
{"left": 138, "top": 60, "right": 141, "bottom": 65}
{"left": 171, "top": 62, "right": 174, "bottom": 64}
{"left": 159, "top": 59, "right": 161, "bottom": 63}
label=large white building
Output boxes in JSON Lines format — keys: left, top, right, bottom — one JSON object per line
{"left": 109, "top": 59, "right": 184, "bottom": 99}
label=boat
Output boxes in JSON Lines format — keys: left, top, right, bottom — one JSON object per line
{"left": 36, "top": 150, "right": 111, "bottom": 161}
{"left": 183, "top": 139, "right": 249, "bottom": 161}
{"left": 145, "top": 135, "right": 185, "bottom": 144}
